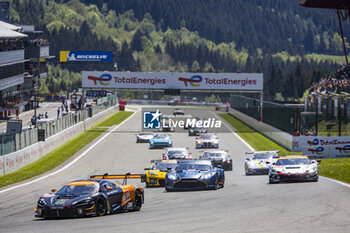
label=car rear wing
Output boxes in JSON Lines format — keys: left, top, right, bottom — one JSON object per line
{"left": 90, "top": 173, "right": 145, "bottom": 185}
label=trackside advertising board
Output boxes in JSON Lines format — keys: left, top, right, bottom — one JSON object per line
{"left": 82, "top": 72, "right": 263, "bottom": 91}
{"left": 60, "top": 51, "right": 113, "bottom": 62}
{"left": 294, "top": 136, "right": 350, "bottom": 158}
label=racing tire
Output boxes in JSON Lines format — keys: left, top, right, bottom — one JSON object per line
{"left": 136, "top": 139, "right": 140, "bottom": 143}
{"left": 165, "top": 187, "right": 172, "bottom": 192}
{"left": 132, "top": 190, "right": 143, "bottom": 211}
{"left": 95, "top": 198, "right": 107, "bottom": 216}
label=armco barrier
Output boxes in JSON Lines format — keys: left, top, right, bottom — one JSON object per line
{"left": 228, "top": 108, "right": 293, "bottom": 151}
{"left": 0, "top": 105, "right": 119, "bottom": 175}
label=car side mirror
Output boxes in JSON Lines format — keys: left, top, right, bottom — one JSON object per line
{"left": 144, "top": 168, "right": 150, "bottom": 170}
{"left": 245, "top": 158, "right": 250, "bottom": 161}
{"left": 272, "top": 163, "right": 276, "bottom": 165}
{"left": 316, "top": 159, "right": 321, "bottom": 164}
{"left": 167, "top": 167, "right": 172, "bottom": 172}
{"left": 51, "top": 188, "right": 56, "bottom": 193}
{"left": 106, "top": 186, "right": 113, "bottom": 191}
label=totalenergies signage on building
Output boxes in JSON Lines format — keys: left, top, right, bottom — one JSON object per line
{"left": 82, "top": 72, "right": 263, "bottom": 91}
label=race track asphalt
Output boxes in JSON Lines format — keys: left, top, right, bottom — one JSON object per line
{"left": 0, "top": 107, "right": 349, "bottom": 233}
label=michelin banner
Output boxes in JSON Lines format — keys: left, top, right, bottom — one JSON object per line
{"left": 60, "top": 51, "right": 113, "bottom": 62}
{"left": 82, "top": 71, "right": 263, "bottom": 91}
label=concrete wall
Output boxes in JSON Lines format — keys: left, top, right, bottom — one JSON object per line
{"left": 0, "top": 106, "right": 119, "bottom": 175}
{"left": 228, "top": 108, "right": 293, "bottom": 151}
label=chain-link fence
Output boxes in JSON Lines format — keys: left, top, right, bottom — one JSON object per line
{"left": 0, "top": 94, "right": 118, "bottom": 156}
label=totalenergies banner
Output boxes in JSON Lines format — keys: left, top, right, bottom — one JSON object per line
{"left": 293, "top": 136, "right": 350, "bottom": 158}
{"left": 82, "top": 72, "right": 263, "bottom": 90}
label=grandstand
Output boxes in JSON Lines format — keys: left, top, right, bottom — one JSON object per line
{"left": 300, "top": 1, "right": 350, "bottom": 136}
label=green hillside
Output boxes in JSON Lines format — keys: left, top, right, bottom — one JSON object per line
{"left": 9, "top": 0, "right": 348, "bottom": 100}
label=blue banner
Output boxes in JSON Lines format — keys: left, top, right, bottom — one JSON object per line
{"left": 60, "top": 51, "right": 113, "bottom": 62}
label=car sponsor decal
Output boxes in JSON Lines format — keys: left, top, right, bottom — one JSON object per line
{"left": 55, "top": 199, "right": 68, "bottom": 205}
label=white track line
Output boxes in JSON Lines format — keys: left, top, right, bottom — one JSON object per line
{"left": 320, "top": 176, "right": 350, "bottom": 188}
{"left": 215, "top": 111, "right": 350, "bottom": 188}
{"left": 211, "top": 111, "right": 254, "bottom": 151}
{"left": 0, "top": 110, "right": 139, "bottom": 194}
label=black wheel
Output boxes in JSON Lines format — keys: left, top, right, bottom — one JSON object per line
{"left": 213, "top": 179, "right": 219, "bottom": 190}
{"left": 133, "top": 190, "right": 143, "bottom": 211}
{"left": 95, "top": 198, "right": 107, "bottom": 216}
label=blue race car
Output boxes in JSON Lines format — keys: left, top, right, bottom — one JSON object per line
{"left": 149, "top": 134, "right": 173, "bottom": 149}
{"left": 165, "top": 160, "right": 225, "bottom": 191}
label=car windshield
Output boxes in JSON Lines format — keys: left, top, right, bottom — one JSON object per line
{"left": 57, "top": 184, "right": 98, "bottom": 196}
{"left": 203, "top": 152, "right": 226, "bottom": 158}
{"left": 275, "top": 158, "right": 310, "bottom": 166}
{"left": 154, "top": 134, "right": 168, "bottom": 139}
{"left": 199, "top": 134, "right": 215, "bottom": 139}
{"left": 153, "top": 163, "right": 178, "bottom": 170}
{"left": 253, "top": 153, "right": 274, "bottom": 160}
{"left": 176, "top": 163, "right": 211, "bottom": 171}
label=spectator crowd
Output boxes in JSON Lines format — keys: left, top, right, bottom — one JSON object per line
{"left": 0, "top": 39, "right": 24, "bottom": 51}
{"left": 309, "top": 65, "right": 350, "bottom": 94}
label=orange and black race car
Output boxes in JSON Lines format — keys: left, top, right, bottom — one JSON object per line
{"left": 35, "top": 173, "right": 144, "bottom": 218}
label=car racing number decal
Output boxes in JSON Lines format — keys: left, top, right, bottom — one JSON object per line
{"left": 122, "top": 190, "right": 132, "bottom": 205}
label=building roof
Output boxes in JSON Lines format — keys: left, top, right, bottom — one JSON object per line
{"left": 299, "top": 0, "right": 350, "bottom": 9}
{"left": 0, "top": 20, "right": 22, "bottom": 31}
{"left": 0, "top": 21, "right": 27, "bottom": 39}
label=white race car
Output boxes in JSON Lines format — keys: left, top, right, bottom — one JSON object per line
{"left": 244, "top": 151, "right": 279, "bottom": 175}
{"left": 195, "top": 133, "right": 219, "bottom": 149}
{"left": 136, "top": 132, "right": 155, "bottom": 143}
{"left": 269, "top": 155, "right": 319, "bottom": 183}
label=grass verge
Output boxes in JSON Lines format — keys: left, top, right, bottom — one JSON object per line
{"left": 219, "top": 113, "right": 298, "bottom": 155}
{"left": 95, "top": 111, "right": 133, "bottom": 127}
{"left": 219, "top": 113, "right": 350, "bottom": 184}
{"left": 0, "top": 111, "right": 133, "bottom": 188}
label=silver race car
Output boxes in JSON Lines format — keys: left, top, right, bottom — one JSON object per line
{"left": 269, "top": 155, "right": 319, "bottom": 183}
{"left": 163, "top": 147, "right": 192, "bottom": 160}
{"left": 195, "top": 133, "right": 219, "bottom": 149}
{"left": 244, "top": 151, "right": 279, "bottom": 175}
{"left": 200, "top": 150, "right": 233, "bottom": 171}
{"left": 136, "top": 132, "right": 155, "bottom": 143}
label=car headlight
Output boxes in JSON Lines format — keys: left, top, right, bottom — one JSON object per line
{"left": 150, "top": 141, "right": 154, "bottom": 144}
{"left": 198, "top": 141, "right": 202, "bottom": 144}
{"left": 167, "top": 173, "right": 178, "bottom": 180}
{"left": 38, "top": 198, "right": 46, "bottom": 206}
{"left": 201, "top": 171, "right": 216, "bottom": 179}
{"left": 168, "top": 141, "right": 172, "bottom": 144}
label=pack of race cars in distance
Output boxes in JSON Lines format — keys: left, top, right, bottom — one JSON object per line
{"left": 35, "top": 174, "right": 144, "bottom": 219}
